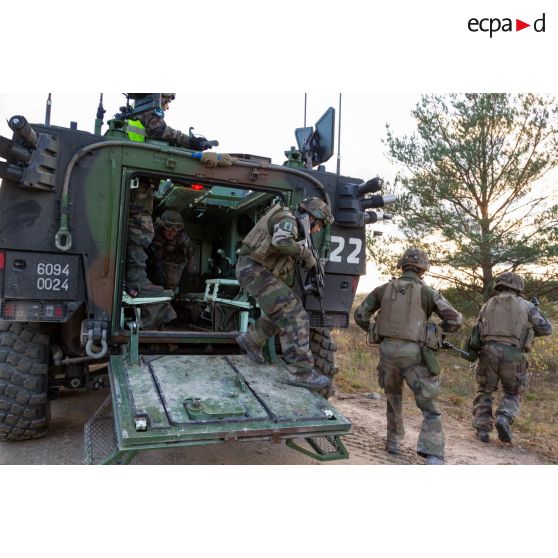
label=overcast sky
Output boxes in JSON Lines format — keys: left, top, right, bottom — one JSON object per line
{"left": 0, "top": 92, "right": 418, "bottom": 179}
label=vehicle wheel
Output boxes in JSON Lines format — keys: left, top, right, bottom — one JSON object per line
{"left": 0, "top": 322, "right": 51, "bottom": 441}
{"left": 309, "top": 327, "right": 338, "bottom": 399}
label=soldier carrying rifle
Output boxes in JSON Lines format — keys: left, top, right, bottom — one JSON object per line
{"left": 354, "top": 248, "right": 463, "bottom": 465}
{"left": 235, "top": 198, "right": 334, "bottom": 390}
{"left": 465, "top": 272, "right": 553, "bottom": 443}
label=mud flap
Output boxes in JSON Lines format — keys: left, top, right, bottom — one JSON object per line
{"left": 90, "top": 353, "right": 351, "bottom": 463}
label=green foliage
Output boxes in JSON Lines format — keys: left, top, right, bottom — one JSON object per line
{"left": 369, "top": 94, "right": 558, "bottom": 302}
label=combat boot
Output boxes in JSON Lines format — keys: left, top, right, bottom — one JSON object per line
{"left": 386, "top": 439, "right": 400, "bottom": 455}
{"left": 475, "top": 430, "right": 490, "bottom": 443}
{"left": 425, "top": 455, "right": 444, "bottom": 465}
{"left": 287, "top": 369, "right": 331, "bottom": 391}
{"left": 495, "top": 414, "right": 512, "bottom": 443}
{"left": 235, "top": 332, "right": 265, "bottom": 365}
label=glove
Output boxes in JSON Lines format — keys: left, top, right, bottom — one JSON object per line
{"left": 190, "top": 136, "right": 209, "bottom": 151}
{"left": 463, "top": 349, "right": 479, "bottom": 363}
{"left": 175, "top": 133, "right": 208, "bottom": 151}
{"left": 300, "top": 246, "right": 317, "bottom": 270}
{"left": 201, "top": 152, "right": 233, "bottom": 168}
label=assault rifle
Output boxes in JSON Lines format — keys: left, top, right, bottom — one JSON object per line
{"left": 296, "top": 212, "right": 326, "bottom": 320}
{"left": 441, "top": 339, "right": 471, "bottom": 359}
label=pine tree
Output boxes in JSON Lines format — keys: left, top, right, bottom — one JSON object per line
{"left": 371, "top": 94, "right": 558, "bottom": 305}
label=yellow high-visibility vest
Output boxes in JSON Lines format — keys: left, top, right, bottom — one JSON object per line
{"left": 126, "top": 119, "right": 146, "bottom": 142}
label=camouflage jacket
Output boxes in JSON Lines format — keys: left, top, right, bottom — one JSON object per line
{"left": 140, "top": 111, "right": 198, "bottom": 149}
{"left": 269, "top": 208, "right": 304, "bottom": 256}
{"left": 240, "top": 206, "right": 304, "bottom": 259}
{"left": 238, "top": 205, "right": 305, "bottom": 284}
{"left": 354, "top": 271, "right": 463, "bottom": 333}
{"left": 147, "top": 225, "right": 195, "bottom": 269}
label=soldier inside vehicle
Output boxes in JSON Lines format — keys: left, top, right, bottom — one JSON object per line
{"left": 123, "top": 176, "right": 284, "bottom": 334}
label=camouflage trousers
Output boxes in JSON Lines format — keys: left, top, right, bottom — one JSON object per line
{"left": 236, "top": 256, "right": 314, "bottom": 371}
{"left": 126, "top": 181, "right": 155, "bottom": 289}
{"left": 377, "top": 339, "right": 444, "bottom": 458}
{"left": 473, "top": 342, "right": 528, "bottom": 433}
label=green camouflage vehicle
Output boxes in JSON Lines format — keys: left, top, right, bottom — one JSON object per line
{"left": 0, "top": 94, "right": 394, "bottom": 463}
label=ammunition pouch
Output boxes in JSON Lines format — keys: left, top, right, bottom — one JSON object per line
{"left": 271, "top": 257, "right": 294, "bottom": 283}
{"left": 367, "top": 320, "right": 381, "bottom": 345}
{"left": 421, "top": 347, "right": 440, "bottom": 375}
{"left": 421, "top": 322, "right": 443, "bottom": 350}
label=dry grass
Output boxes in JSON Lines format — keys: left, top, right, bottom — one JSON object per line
{"left": 334, "top": 296, "right": 558, "bottom": 461}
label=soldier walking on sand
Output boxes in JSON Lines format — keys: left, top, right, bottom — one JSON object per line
{"left": 354, "top": 248, "right": 463, "bottom": 465}
{"left": 235, "top": 198, "right": 334, "bottom": 391}
{"left": 468, "top": 272, "right": 552, "bottom": 443}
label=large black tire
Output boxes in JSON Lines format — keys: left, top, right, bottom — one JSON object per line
{"left": 0, "top": 322, "right": 50, "bottom": 441}
{"left": 310, "top": 327, "right": 338, "bottom": 399}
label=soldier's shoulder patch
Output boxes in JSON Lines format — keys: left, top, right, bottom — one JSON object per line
{"left": 278, "top": 219, "right": 295, "bottom": 232}
{"left": 152, "top": 108, "right": 165, "bottom": 118}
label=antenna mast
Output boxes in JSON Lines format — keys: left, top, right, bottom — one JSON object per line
{"left": 45, "top": 93, "right": 52, "bottom": 126}
{"left": 303, "top": 92, "right": 307, "bottom": 144}
{"left": 336, "top": 93, "right": 342, "bottom": 175}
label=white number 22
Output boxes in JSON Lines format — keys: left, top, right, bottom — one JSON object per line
{"left": 329, "top": 236, "right": 363, "bottom": 264}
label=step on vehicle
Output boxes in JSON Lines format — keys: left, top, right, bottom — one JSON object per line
{"left": 0, "top": 94, "right": 395, "bottom": 463}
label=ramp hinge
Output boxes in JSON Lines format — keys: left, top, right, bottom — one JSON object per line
{"left": 127, "top": 308, "right": 140, "bottom": 365}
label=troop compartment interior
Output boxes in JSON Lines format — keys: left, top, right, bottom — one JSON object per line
{"left": 116, "top": 174, "right": 292, "bottom": 343}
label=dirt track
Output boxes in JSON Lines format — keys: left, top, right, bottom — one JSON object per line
{"left": 0, "top": 387, "right": 553, "bottom": 465}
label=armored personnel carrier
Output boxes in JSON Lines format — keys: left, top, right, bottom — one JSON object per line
{"left": 0, "top": 94, "right": 393, "bottom": 463}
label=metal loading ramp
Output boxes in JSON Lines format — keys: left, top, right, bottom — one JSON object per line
{"left": 85, "top": 354, "right": 351, "bottom": 464}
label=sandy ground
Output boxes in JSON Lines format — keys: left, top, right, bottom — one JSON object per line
{"left": 0, "top": 387, "right": 553, "bottom": 465}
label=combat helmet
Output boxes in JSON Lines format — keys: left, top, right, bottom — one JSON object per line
{"left": 494, "top": 272, "right": 524, "bottom": 293}
{"left": 397, "top": 247, "right": 430, "bottom": 271}
{"left": 161, "top": 93, "right": 176, "bottom": 102}
{"left": 298, "top": 197, "right": 335, "bottom": 226}
{"left": 160, "top": 209, "right": 184, "bottom": 230}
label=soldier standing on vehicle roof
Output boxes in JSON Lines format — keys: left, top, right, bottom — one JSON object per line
{"left": 147, "top": 210, "right": 195, "bottom": 292}
{"left": 125, "top": 93, "right": 230, "bottom": 299}
{"left": 235, "top": 198, "right": 334, "bottom": 391}
{"left": 354, "top": 248, "right": 463, "bottom": 465}
{"left": 467, "top": 272, "right": 552, "bottom": 444}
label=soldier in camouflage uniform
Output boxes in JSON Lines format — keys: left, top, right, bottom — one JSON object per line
{"left": 235, "top": 198, "right": 334, "bottom": 390}
{"left": 125, "top": 93, "right": 230, "bottom": 297}
{"left": 147, "top": 210, "right": 195, "bottom": 291}
{"left": 471, "top": 272, "right": 552, "bottom": 443}
{"left": 354, "top": 248, "right": 463, "bottom": 464}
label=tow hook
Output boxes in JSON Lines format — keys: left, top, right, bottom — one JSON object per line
{"left": 82, "top": 321, "right": 109, "bottom": 359}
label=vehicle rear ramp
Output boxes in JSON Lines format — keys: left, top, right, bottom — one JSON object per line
{"left": 85, "top": 354, "right": 351, "bottom": 464}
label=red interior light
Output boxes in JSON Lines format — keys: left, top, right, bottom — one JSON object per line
{"left": 191, "top": 184, "right": 205, "bottom": 191}
{"left": 0, "top": 252, "right": 5, "bottom": 270}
